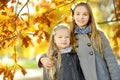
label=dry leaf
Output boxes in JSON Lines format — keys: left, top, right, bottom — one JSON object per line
{"left": 12, "top": 53, "right": 17, "bottom": 62}
{"left": 18, "top": 65, "right": 27, "bottom": 75}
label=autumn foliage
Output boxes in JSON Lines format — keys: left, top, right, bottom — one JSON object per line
{"left": 0, "top": 53, "right": 27, "bottom": 80}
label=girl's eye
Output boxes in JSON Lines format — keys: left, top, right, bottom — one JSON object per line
{"left": 58, "top": 37, "right": 62, "bottom": 38}
{"left": 83, "top": 13, "right": 89, "bottom": 16}
{"left": 66, "top": 36, "right": 70, "bottom": 38}
{"left": 75, "top": 12, "right": 80, "bottom": 15}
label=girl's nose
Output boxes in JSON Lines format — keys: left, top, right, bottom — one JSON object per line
{"left": 62, "top": 38, "right": 66, "bottom": 41}
{"left": 80, "top": 14, "right": 84, "bottom": 19}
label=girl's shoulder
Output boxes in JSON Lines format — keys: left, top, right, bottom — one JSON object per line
{"left": 98, "top": 30, "right": 105, "bottom": 35}
{"left": 98, "top": 30, "right": 109, "bottom": 40}
{"left": 98, "top": 30, "right": 111, "bottom": 46}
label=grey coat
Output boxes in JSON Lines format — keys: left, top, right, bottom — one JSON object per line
{"left": 75, "top": 31, "right": 120, "bottom": 80}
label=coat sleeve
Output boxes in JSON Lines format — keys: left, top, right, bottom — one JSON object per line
{"left": 38, "top": 54, "right": 46, "bottom": 68}
{"left": 100, "top": 31, "right": 120, "bottom": 80}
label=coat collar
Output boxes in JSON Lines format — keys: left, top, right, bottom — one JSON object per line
{"left": 74, "top": 25, "right": 91, "bottom": 34}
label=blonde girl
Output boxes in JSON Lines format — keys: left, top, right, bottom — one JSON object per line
{"left": 41, "top": 23, "right": 85, "bottom": 80}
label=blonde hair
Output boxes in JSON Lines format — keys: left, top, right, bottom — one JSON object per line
{"left": 46, "top": 23, "right": 76, "bottom": 80}
{"left": 71, "top": 2, "right": 103, "bottom": 55}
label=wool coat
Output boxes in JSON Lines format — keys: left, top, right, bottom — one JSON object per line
{"left": 43, "top": 51, "right": 85, "bottom": 80}
{"left": 75, "top": 30, "right": 120, "bottom": 80}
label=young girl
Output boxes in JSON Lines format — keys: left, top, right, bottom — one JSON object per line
{"left": 39, "top": 2, "right": 120, "bottom": 80}
{"left": 41, "top": 23, "right": 85, "bottom": 80}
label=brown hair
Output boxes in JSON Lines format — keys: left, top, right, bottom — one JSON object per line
{"left": 71, "top": 2, "right": 103, "bottom": 55}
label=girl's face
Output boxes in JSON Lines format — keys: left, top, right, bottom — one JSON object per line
{"left": 73, "top": 5, "right": 90, "bottom": 28}
{"left": 54, "top": 28, "right": 70, "bottom": 50}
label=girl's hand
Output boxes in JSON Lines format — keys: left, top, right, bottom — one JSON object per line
{"left": 41, "top": 57, "right": 54, "bottom": 69}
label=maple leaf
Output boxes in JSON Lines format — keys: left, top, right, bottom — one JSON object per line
{"left": 39, "top": 0, "right": 51, "bottom": 9}
{"left": 0, "top": 63, "right": 6, "bottom": 75}
{"left": 37, "top": 35, "right": 43, "bottom": 43}
{"left": 0, "top": 0, "right": 8, "bottom": 9}
{"left": 44, "top": 31, "right": 50, "bottom": 41}
{"left": 8, "top": 37, "right": 17, "bottom": 47}
{"left": 18, "top": 65, "right": 27, "bottom": 75}
{"left": 12, "top": 53, "right": 17, "bottom": 62}
{"left": 11, "top": 0, "right": 16, "bottom": 3}
{"left": 21, "top": 35, "right": 34, "bottom": 47}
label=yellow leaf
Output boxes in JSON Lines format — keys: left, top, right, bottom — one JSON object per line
{"left": 12, "top": 53, "right": 17, "bottom": 62}
{"left": 0, "top": 63, "right": 5, "bottom": 75}
{"left": 18, "top": 65, "right": 27, "bottom": 75}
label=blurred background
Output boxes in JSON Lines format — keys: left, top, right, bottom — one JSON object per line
{"left": 0, "top": 0, "right": 120, "bottom": 80}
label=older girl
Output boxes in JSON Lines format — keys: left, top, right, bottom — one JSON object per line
{"left": 70, "top": 2, "right": 120, "bottom": 80}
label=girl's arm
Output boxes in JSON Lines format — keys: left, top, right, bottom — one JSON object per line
{"left": 100, "top": 31, "right": 120, "bottom": 80}
{"left": 38, "top": 54, "right": 54, "bottom": 69}
{"left": 38, "top": 54, "right": 46, "bottom": 67}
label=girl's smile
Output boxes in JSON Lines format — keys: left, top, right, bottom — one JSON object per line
{"left": 73, "top": 6, "right": 90, "bottom": 28}
{"left": 54, "top": 28, "right": 70, "bottom": 50}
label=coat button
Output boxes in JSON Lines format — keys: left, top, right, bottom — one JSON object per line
{"left": 87, "top": 43, "right": 91, "bottom": 47}
{"left": 67, "top": 54, "right": 69, "bottom": 57}
{"left": 89, "top": 51, "right": 93, "bottom": 55}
